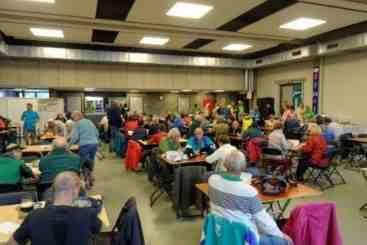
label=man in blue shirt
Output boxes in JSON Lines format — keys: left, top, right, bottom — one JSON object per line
{"left": 21, "top": 103, "right": 39, "bottom": 145}
{"left": 69, "top": 111, "right": 99, "bottom": 189}
{"left": 186, "top": 128, "right": 216, "bottom": 156}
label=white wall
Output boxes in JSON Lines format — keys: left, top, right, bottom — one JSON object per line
{"left": 322, "top": 52, "right": 367, "bottom": 125}
{"left": 0, "top": 59, "right": 245, "bottom": 91}
{"left": 255, "top": 49, "right": 367, "bottom": 125}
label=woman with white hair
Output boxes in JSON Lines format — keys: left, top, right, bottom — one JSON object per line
{"left": 208, "top": 149, "right": 292, "bottom": 245}
{"left": 159, "top": 128, "right": 181, "bottom": 153}
{"left": 295, "top": 123, "right": 328, "bottom": 181}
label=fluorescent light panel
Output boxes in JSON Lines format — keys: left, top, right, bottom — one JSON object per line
{"left": 140, "top": 36, "right": 169, "bottom": 46}
{"left": 182, "top": 89, "right": 192, "bottom": 92}
{"left": 280, "top": 17, "right": 326, "bottom": 30}
{"left": 30, "top": 27, "right": 64, "bottom": 38}
{"left": 223, "top": 44, "right": 252, "bottom": 51}
{"left": 22, "top": 0, "right": 55, "bottom": 3}
{"left": 215, "top": 90, "right": 225, "bottom": 92}
{"left": 167, "top": 2, "right": 213, "bottom": 19}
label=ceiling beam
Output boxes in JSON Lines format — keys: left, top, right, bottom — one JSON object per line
{"left": 217, "top": 0, "right": 298, "bottom": 32}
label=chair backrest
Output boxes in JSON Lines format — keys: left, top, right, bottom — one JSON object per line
{"left": 0, "top": 191, "right": 38, "bottom": 205}
{"left": 112, "top": 196, "right": 145, "bottom": 245}
{"left": 283, "top": 202, "right": 343, "bottom": 245}
{"left": 201, "top": 213, "right": 257, "bottom": 245}
{"left": 262, "top": 147, "right": 283, "bottom": 156}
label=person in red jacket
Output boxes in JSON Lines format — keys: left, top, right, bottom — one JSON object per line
{"left": 124, "top": 116, "right": 138, "bottom": 135}
{"left": 148, "top": 125, "right": 167, "bottom": 145}
{"left": 296, "top": 123, "right": 328, "bottom": 181}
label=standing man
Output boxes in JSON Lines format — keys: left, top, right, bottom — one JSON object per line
{"left": 69, "top": 112, "right": 99, "bottom": 189}
{"left": 107, "top": 101, "right": 123, "bottom": 153}
{"left": 21, "top": 103, "right": 39, "bottom": 145}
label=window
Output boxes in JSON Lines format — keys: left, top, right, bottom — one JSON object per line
{"left": 0, "top": 89, "right": 49, "bottom": 98}
{"left": 85, "top": 96, "right": 104, "bottom": 113}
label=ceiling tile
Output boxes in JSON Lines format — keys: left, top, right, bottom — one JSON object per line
{"left": 126, "top": 0, "right": 266, "bottom": 29}
{"left": 240, "top": 2, "right": 367, "bottom": 39}
{"left": 0, "top": 22, "right": 92, "bottom": 43}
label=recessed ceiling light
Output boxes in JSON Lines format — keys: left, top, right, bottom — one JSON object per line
{"left": 21, "top": 0, "right": 55, "bottom": 3}
{"left": 182, "top": 89, "right": 192, "bottom": 92}
{"left": 84, "top": 88, "right": 96, "bottom": 92}
{"left": 215, "top": 90, "right": 225, "bottom": 92}
{"left": 140, "top": 36, "right": 169, "bottom": 46}
{"left": 30, "top": 27, "right": 64, "bottom": 38}
{"left": 171, "top": 90, "right": 180, "bottom": 93}
{"left": 280, "top": 17, "right": 326, "bottom": 31}
{"left": 167, "top": 2, "right": 213, "bottom": 19}
{"left": 223, "top": 44, "right": 252, "bottom": 51}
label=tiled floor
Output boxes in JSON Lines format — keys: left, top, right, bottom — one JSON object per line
{"left": 90, "top": 152, "right": 367, "bottom": 245}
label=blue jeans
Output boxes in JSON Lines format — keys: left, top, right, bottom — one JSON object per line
{"left": 260, "top": 235, "right": 289, "bottom": 245}
{"left": 109, "top": 126, "right": 119, "bottom": 153}
{"left": 79, "top": 144, "right": 98, "bottom": 171}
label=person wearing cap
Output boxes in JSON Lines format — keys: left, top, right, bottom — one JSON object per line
{"left": 0, "top": 145, "right": 36, "bottom": 192}
{"left": 21, "top": 103, "right": 39, "bottom": 145}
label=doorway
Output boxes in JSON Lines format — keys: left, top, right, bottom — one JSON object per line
{"left": 178, "top": 96, "right": 190, "bottom": 114}
{"left": 279, "top": 82, "right": 303, "bottom": 113}
{"left": 129, "top": 96, "right": 144, "bottom": 114}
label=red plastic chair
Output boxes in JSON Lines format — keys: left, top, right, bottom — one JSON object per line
{"left": 125, "top": 140, "right": 143, "bottom": 171}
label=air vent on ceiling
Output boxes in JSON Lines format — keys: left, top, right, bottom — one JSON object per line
{"left": 327, "top": 43, "right": 339, "bottom": 50}
{"left": 292, "top": 50, "right": 302, "bottom": 56}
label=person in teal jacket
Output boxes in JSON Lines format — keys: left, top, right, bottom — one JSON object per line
{"left": 21, "top": 103, "right": 39, "bottom": 145}
{"left": 186, "top": 128, "right": 216, "bottom": 155}
{"left": 201, "top": 213, "right": 257, "bottom": 245}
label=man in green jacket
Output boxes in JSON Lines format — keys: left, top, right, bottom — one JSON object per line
{"left": 0, "top": 145, "right": 35, "bottom": 191}
{"left": 39, "top": 137, "right": 81, "bottom": 184}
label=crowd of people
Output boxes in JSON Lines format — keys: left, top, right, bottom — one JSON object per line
{"left": 0, "top": 99, "right": 347, "bottom": 245}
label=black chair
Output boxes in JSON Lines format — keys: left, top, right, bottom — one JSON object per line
{"left": 36, "top": 182, "right": 53, "bottom": 201}
{"left": 360, "top": 168, "right": 367, "bottom": 214}
{"left": 149, "top": 148, "right": 173, "bottom": 207}
{"left": 0, "top": 191, "right": 38, "bottom": 205}
{"left": 0, "top": 183, "right": 22, "bottom": 194}
{"left": 94, "top": 197, "right": 145, "bottom": 245}
{"left": 262, "top": 148, "right": 290, "bottom": 175}
{"left": 306, "top": 149, "right": 340, "bottom": 190}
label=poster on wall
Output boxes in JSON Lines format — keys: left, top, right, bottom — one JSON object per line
{"left": 312, "top": 66, "right": 320, "bottom": 114}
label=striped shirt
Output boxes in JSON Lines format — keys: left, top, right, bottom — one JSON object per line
{"left": 208, "top": 173, "right": 284, "bottom": 242}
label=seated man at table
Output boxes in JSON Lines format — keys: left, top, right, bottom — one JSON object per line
{"left": 7, "top": 171, "right": 102, "bottom": 245}
{"left": 208, "top": 149, "right": 292, "bottom": 245}
{"left": 323, "top": 117, "right": 336, "bottom": 144}
{"left": 0, "top": 145, "right": 36, "bottom": 192}
{"left": 206, "top": 135, "right": 236, "bottom": 172}
{"left": 242, "top": 122, "right": 264, "bottom": 140}
{"left": 132, "top": 120, "right": 148, "bottom": 141}
{"left": 148, "top": 124, "right": 167, "bottom": 145}
{"left": 186, "top": 128, "right": 216, "bottom": 156}
{"left": 159, "top": 128, "right": 181, "bottom": 153}
{"left": 39, "top": 137, "right": 81, "bottom": 184}
{"left": 268, "top": 121, "right": 290, "bottom": 155}
{"left": 229, "top": 120, "right": 241, "bottom": 136}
